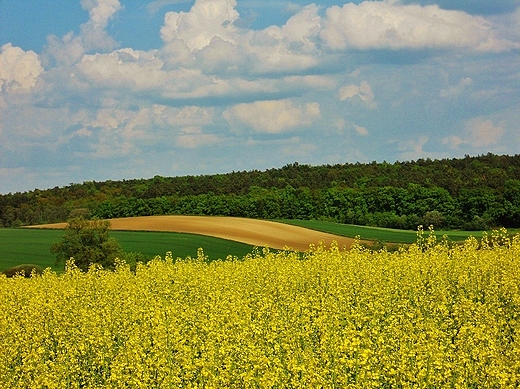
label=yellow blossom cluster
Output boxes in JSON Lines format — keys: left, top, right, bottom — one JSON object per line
{"left": 1, "top": 229, "right": 519, "bottom": 388}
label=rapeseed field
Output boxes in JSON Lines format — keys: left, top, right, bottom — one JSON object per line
{"left": 1, "top": 228, "right": 519, "bottom": 388}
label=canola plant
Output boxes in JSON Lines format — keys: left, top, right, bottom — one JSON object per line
{"left": 1, "top": 228, "right": 519, "bottom": 388}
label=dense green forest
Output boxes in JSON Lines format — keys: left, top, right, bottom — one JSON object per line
{"left": 1, "top": 153, "right": 519, "bottom": 230}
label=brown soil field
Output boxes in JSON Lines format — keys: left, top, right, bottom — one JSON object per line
{"left": 29, "top": 216, "right": 369, "bottom": 251}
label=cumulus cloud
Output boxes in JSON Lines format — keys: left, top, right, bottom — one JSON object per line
{"left": 261, "top": 4, "right": 321, "bottom": 51}
{"left": 339, "top": 81, "right": 376, "bottom": 107}
{"left": 464, "top": 118, "right": 505, "bottom": 147}
{"left": 160, "top": 0, "right": 239, "bottom": 51}
{"left": 43, "top": 0, "right": 122, "bottom": 67}
{"left": 158, "top": 0, "right": 322, "bottom": 75}
{"left": 77, "top": 49, "right": 167, "bottom": 90}
{"left": 74, "top": 0, "right": 518, "bottom": 95}
{"left": 0, "top": 44, "right": 43, "bottom": 92}
{"left": 76, "top": 44, "right": 288, "bottom": 100}
{"left": 1, "top": 0, "right": 519, "bottom": 193}
{"left": 77, "top": 48, "right": 239, "bottom": 99}
{"left": 82, "top": 105, "right": 214, "bottom": 134}
{"left": 320, "top": 0, "right": 518, "bottom": 52}
{"left": 223, "top": 99, "right": 321, "bottom": 133}
{"left": 442, "top": 118, "right": 505, "bottom": 149}
{"left": 52, "top": 104, "right": 217, "bottom": 159}
{"left": 242, "top": 5, "right": 322, "bottom": 73}
{"left": 81, "top": 0, "right": 121, "bottom": 28}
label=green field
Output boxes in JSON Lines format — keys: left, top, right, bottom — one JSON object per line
{"left": 0, "top": 229, "right": 255, "bottom": 273}
{"left": 277, "top": 219, "right": 513, "bottom": 244}
{"left": 2, "top": 220, "right": 517, "bottom": 273}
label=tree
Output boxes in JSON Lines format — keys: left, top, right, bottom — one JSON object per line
{"left": 423, "top": 210, "right": 446, "bottom": 229}
{"left": 51, "top": 218, "right": 123, "bottom": 271}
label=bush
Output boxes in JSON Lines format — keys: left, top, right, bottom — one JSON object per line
{"left": 50, "top": 217, "right": 123, "bottom": 271}
{"left": 120, "top": 252, "right": 153, "bottom": 272}
{"left": 2, "top": 264, "right": 43, "bottom": 278}
{"left": 463, "top": 215, "right": 489, "bottom": 231}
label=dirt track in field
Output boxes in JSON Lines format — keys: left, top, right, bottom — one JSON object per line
{"left": 29, "top": 216, "right": 370, "bottom": 251}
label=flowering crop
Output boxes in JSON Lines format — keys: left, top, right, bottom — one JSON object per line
{"left": 1, "top": 229, "right": 519, "bottom": 388}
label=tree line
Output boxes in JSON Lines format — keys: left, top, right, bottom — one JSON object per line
{"left": 1, "top": 153, "right": 520, "bottom": 230}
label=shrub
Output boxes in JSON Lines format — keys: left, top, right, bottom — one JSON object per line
{"left": 1, "top": 264, "right": 43, "bottom": 278}
{"left": 50, "top": 217, "right": 123, "bottom": 271}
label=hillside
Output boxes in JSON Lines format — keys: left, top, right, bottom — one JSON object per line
{"left": 1, "top": 153, "right": 520, "bottom": 230}
{"left": 29, "top": 216, "right": 367, "bottom": 251}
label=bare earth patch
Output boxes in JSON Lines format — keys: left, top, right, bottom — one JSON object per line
{"left": 29, "top": 216, "right": 369, "bottom": 251}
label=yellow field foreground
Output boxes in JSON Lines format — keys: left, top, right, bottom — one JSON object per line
{"left": 1, "top": 231, "right": 520, "bottom": 387}
{"left": 30, "top": 215, "right": 367, "bottom": 251}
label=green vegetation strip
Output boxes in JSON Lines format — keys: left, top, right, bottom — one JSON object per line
{"left": 3, "top": 221, "right": 517, "bottom": 272}
{"left": 278, "top": 219, "right": 497, "bottom": 244}
{"left": 0, "top": 229, "right": 255, "bottom": 273}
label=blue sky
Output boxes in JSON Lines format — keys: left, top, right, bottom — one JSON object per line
{"left": 1, "top": 0, "right": 519, "bottom": 194}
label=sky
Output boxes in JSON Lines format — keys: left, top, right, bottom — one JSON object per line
{"left": 0, "top": 0, "right": 519, "bottom": 194}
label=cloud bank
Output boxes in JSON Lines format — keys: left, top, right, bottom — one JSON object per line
{"left": 0, "top": 0, "right": 519, "bottom": 193}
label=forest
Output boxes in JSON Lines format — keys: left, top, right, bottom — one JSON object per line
{"left": 1, "top": 153, "right": 519, "bottom": 230}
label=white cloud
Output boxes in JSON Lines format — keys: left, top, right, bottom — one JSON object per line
{"left": 1, "top": 105, "right": 72, "bottom": 148}
{"left": 48, "top": 105, "right": 217, "bottom": 158}
{"left": 354, "top": 125, "right": 369, "bottom": 136}
{"left": 159, "top": 0, "right": 321, "bottom": 75}
{"left": 160, "top": 0, "right": 239, "bottom": 51}
{"left": 488, "top": 8, "right": 520, "bottom": 51}
{"left": 339, "top": 85, "right": 360, "bottom": 100}
{"left": 442, "top": 118, "right": 505, "bottom": 149}
{"left": 147, "top": 1, "right": 190, "bottom": 15}
{"left": 396, "top": 135, "right": 429, "bottom": 161}
{"left": 82, "top": 105, "right": 214, "bottom": 134}
{"left": 154, "top": 105, "right": 215, "bottom": 127}
{"left": 194, "top": 37, "right": 242, "bottom": 73}
{"left": 77, "top": 48, "right": 240, "bottom": 98}
{"left": 466, "top": 118, "right": 505, "bottom": 147}
{"left": 262, "top": 4, "right": 321, "bottom": 51}
{"left": 43, "top": 0, "right": 122, "bottom": 67}
{"left": 76, "top": 44, "right": 292, "bottom": 99}
{"left": 339, "top": 81, "right": 376, "bottom": 107}
{"left": 320, "top": 0, "right": 518, "bottom": 52}
{"left": 1, "top": 0, "right": 519, "bottom": 194}
{"left": 176, "top": 127, "right": 220, "bottom": 148}
{"left": 242, "top": 33, "right": 318, "bottom": 73}
{"left": 223, "top": 99, "right": 320, "bottom": 133}
{"left": 0, "top": 44, "right": 43, "bottom": 92}
{"left": 241, "top": 5, "right": 322, "bottom": 73}
{"left": 283, "top": 75, "right": 336, "bottom": 90}
{"left": 279, "top": 137, "right": 318, "bottom": 159}
{"left": 80, "top": 0, "right": 122, "bottom": 29}
{"left": 439, "top": 77, "right": 473, "bottom": 98}
{"left": 77, "top": 49, "right": 167, "bottom": 90}
{"left": 44, "top": 33, "right": 87, "bottom": 68}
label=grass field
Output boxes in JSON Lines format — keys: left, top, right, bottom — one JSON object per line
{"left": 0, "top": 229, "right": 64, "bottom": 271}
{"left": 278, "top": 219, "right": 512, "bottom": 244}
{"left": 2, "top": 219, "right": 518, "bottom": 272}
{"left": 0, "top": 228, "right": 255, "bottom": 273}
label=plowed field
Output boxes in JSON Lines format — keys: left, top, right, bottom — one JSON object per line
{"left": 30, "top": 216, "right": 369, "bottom": 251}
